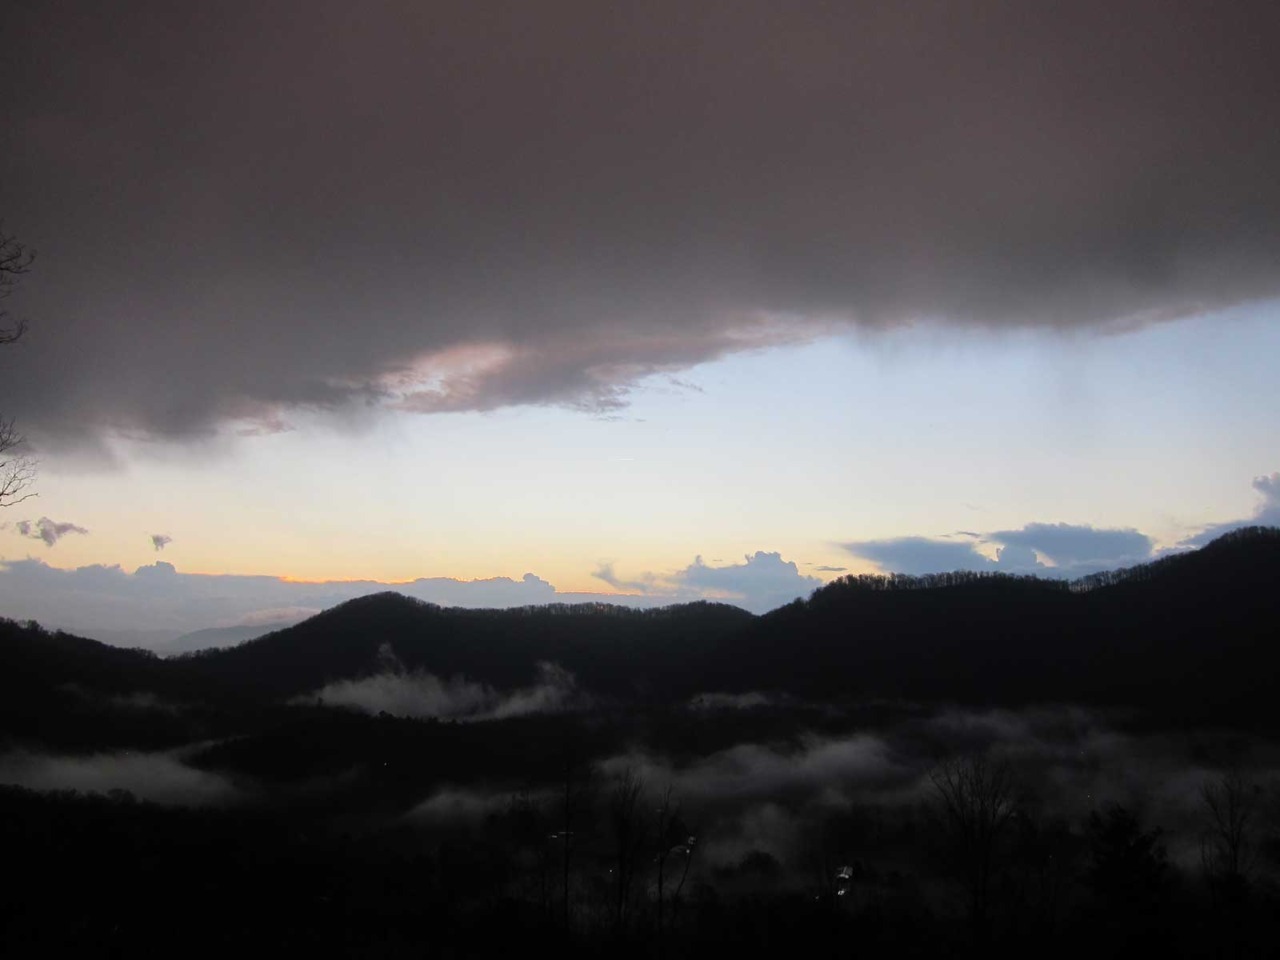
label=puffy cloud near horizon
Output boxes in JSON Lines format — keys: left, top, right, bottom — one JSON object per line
{"left": 4, "top": 2, "right": 1280, "bottom": 446}
{"left": 592, "top": 551, "right": 823, "bottom": 614}
{"left": 844, "top": 523, "right": 1158, "bottom": 579}
{"left": 989, "top": 523, "right": 1154, "bottom": 571}
{"left": 1179, "top": 472, "right": 1280, "bottom": 547}
{"left": 843, "top": 473, "right": 1280, "bottom": 577}
{"left": 672, "top": 552, "right": 823, "bottom": 614}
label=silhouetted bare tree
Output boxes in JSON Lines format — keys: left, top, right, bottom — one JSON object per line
{"left": 652, "top": 785, "right": 694, "bottom": 937}
{"left": 1200, "top": 768, "right": 1262, "bottom": 903}
{"left": 608, "top": 767, "right": 649, "bottom": 930}
{"left": 0, "top": 227, "right": 35, "bottom": 508}
{"left": 930, "top": 754, "right": 1018, "bottom": 941}
{"left": 551, "top": 744, "right": 595, "bottom": 931}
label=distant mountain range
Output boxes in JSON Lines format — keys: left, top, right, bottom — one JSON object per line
{"left": 162, "top": 621, "right": 303, "bottom": 656}
{"left": 3, "top": 527, "right": 1278, "bottom": 749}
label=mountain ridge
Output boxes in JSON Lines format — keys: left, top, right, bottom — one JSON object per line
{"left": 2, "top": 528, "right": 1277, "bottom": 733}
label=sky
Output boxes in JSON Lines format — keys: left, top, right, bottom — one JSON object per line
{"left": 1, "top": 1, "right": 1278, "bottom": 641}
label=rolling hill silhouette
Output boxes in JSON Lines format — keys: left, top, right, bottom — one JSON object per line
{"left": 699, "top": 527, "right": 1280, "bottom": 720}
{"left": 169, "top": 595, "right": 755, "bottom": 702}
{"left": 2, "top": 528, "right": 1277, "bottom": 737}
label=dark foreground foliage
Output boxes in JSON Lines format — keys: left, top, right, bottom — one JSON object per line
{"left": 2, "top": 780, "right": 1278, "bottom": 959}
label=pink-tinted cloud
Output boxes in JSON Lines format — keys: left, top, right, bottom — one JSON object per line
{"left": 3, "top": 2, "right": 1278, "bottom": 444}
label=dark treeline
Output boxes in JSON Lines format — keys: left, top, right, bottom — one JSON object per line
{"left": 701, "top": 526, "right": 1280, "bottom": 722}
{"left": 3, "top": 749, "right": 1278, "bottom": 959}
{"left": 814, "top": 526, "right": 1278, "bottom": 595}
{"left": 815, "top": 569, "right": 1068, "bottom": 594}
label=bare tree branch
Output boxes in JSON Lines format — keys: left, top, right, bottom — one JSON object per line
{"left": 0, "top": 226, "right": 34, "bottom": 343}
{"left": 0, "top": 416, "right": 36, "bottom": 507}
{"left": 930, "top": 754, "right": 1019, "bottom": 939}
{"left": 0, "top": 226, "right": 36, "bottom": 505}
{"left": 609, "top": 767, "right": 649, "bottom": 930}
{"left": 1200, "top": 767, "right": 1261, "bottom": 899}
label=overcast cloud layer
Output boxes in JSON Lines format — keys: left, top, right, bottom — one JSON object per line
{"left": 3, "top": 1, "right": 1279, "bottom": 446}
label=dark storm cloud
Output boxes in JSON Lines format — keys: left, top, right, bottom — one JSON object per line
{"left": 395, "top": 319, "right": 816, "bottom": 416}
{"left": 4, "top": 2, "right": 1279, "bottom": 445}
{"left": 13, "top": 516, "right": 89, "bottom": 547}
